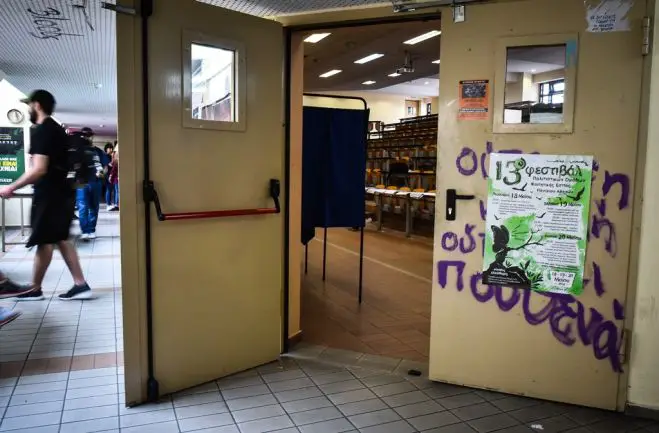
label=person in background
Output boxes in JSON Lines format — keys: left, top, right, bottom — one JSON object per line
{"left": 75, "top": 127, "right": 104, "bottom": 240}
{"left": 0, "top": 273, "right": 37, "bottom": 326}
{"left": 0, "top": 89, "right": 93, "bottom": 301}
{"left": 108, "top": 145, "right": 119, "bottom": 211}
{"left": 102, "top": 143, "right": 113, "bottom": 204}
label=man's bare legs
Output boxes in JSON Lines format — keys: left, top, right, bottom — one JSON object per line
{"left": 57, "top": 241, "right": 86, "bottom": 286}
{"left": 17, "top": 241, "right": 90, "bottom": 301}
{"left": 33, "top": 244, "right": 54, "bottom": 290}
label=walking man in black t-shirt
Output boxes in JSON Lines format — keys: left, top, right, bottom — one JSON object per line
{"left": 0, "top": 90, "right": 93, "bottom": 301}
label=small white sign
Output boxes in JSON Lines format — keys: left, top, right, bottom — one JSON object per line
{"left": 586, "top": 0, "right": 633, "bottom": 33}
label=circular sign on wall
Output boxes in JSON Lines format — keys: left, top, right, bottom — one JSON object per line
{"left": 6, "top": 109, "right": 24, "bottom": 125}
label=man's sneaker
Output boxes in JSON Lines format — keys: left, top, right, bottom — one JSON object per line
{"left": 88, "top": 233, "right": 97, "bottom": 240}
{"left": 16, "top": 289, "right": 45, "bottom": 301}
{"left": 58, "top": 284, "right": 93, "bottom": 301}
{"left": 107, "top": 205, "right": 117, "bottom": 211}
{"left": 0, "top": 307, "right": 20, "bottom": 327}
{"left": 0, "top": 279, "right": 36, "bottom": 299}
{"left": 80, "top": 233, "right": 90, "bottom": 241}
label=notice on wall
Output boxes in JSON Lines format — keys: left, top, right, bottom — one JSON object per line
{"left": 458, "top": 80, "right": 489, "bottom": 120}
{"left": 0, "top": 128, "right": 26, "bottom": 185}
{"left": 482, "top": 153, "right": 593, "bottom": 295}
{"left": 586, "top": 0, "right": 633, "bottom": 32}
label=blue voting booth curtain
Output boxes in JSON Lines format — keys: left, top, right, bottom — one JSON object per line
{"left": 301, "top": 106, "right": 368, "bottom": 245}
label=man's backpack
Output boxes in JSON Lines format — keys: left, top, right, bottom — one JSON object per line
{"left": 66, "top": 134, "right": 98, "bottom": 187}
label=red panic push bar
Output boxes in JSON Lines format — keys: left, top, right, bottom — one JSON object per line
{"left": 144, "top": 179, "right": 281, "bottom": 222}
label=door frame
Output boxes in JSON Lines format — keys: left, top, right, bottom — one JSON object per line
{"left": 282, "top": 12, "right": 442, "bottom": 352}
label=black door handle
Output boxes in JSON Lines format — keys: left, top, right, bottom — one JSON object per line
{"left": 446, "top": 189, "right": 475, "bottom": 221}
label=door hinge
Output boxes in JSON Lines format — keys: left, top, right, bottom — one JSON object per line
{"left": 642, "top": 16, "right": 652, "bottom": 56}
{"left": 619, "top": 328, "right": 632, "bottom": 365}
{"left": 101, "top": 2, "right": 136, "bottom": 15}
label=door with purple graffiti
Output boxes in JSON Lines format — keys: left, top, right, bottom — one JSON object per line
{"left": 430, "top": 0, "right": 645, "bottom": 410}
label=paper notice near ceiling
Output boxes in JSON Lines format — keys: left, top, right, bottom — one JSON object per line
{"left": 585, "top": 0, "right": 633, "bottom": 32}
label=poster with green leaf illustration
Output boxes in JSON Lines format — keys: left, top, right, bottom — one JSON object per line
{"left": 482, "top": 153, "right": 593, "bottom": 295}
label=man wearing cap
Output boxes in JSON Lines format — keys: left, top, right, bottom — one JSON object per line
{"left": 74, "top": 127, "right": 105, "bottom": 240}
{"left": 0, "top": 90, "right": 93, "bottom": 301}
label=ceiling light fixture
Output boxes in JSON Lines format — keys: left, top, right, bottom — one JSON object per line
{"left": 363, "top": 80, "right": 376, "bottom": 85}
{"left": 424, "top": 81, "right": 430, "bottom": 85}
{"left": 304, "top": 33, "right": 331, "bottom": 43}
{"left": 404, "top": 30, "right": 441, "bottom": 45}
{"left": 432, "top": 59, "right": 441, "bottom": 64}
{"left": 354, "top": 53, "right": 384, "bottom": 64}
{"left": 319, "top": 69, "right": 342, "bottom": 78}
{"left": 388, "top": 72, "right": 401, "bottom": 77}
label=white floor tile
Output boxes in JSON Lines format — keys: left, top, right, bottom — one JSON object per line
{"left": 59, "top": 416, "right": 119, "bottom": 433}
{"left": 3, "top": 400, "right": 63, "bottom": 418}
{"left": 119, "top": 408, "right": 176, "bottom": 428}
{"left": 0, "top": 411, "right": 61, "bottom": 431}
{"left": 61, "top": 404, "right": 118, "bottom": 423}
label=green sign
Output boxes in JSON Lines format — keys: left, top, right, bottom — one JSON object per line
{"left": 482, "top": 153, "right": 593, "bottom": 295}
{"left": 0, "top": 127, "right": 25, "bottom": 185}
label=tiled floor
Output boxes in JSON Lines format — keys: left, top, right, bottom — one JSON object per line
{"left": 0, "top": 211, "right": 122, "bottom": 379}
{"left": 302, "top": 227, "right": 433, "bottom": 361}
{"left": 0, "top": 342, "right": 656, "bottom": 432}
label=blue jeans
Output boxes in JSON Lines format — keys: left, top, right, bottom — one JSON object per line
{"left": 105, "top": 181, "right": 117, "bottom": 206}
{"left": 77, "top": 181, "right": 102, "bottom": 234}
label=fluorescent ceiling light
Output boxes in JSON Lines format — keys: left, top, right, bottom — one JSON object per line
{"left": 432, "top": 59, "right": 441, "bottom": 64}
{"left": 304, "top": 33, "right": 330, "bottom": 43}
{"left": 354, "top": 53, "right": 384, "bottom": 64}
{"left": 319, "top": 69, "right": 342, "bottom": 78}
{"left": 388, "top": 72, "right": 401, "bottom": 77}
{"left": 363, "top": 80, "right": 376, "bottom": 85}
{"left": 404, "top": 30, "right": 441, "bottom": 45}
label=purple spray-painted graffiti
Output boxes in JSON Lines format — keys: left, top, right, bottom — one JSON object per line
{"left": 437, "top": 261, "right": 625, "bottom": 372}
{"left": 441, "top": 142, "right": 632, "bottom": 373}
{"left": 440, "top": 224, "right": 485, "bottom": 255}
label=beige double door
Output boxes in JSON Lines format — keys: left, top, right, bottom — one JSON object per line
{"left": 430, "top": 0, "right": 646, "bottom": 410}
{"left": 117, "top": 0, "right": 285, "bottom": 403}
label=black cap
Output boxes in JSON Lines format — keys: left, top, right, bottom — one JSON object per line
{"left": 20, "top": 89, "right": 56, "bottom": 108}
{"left": 80, "top": 127, "right": 94, "bottom": 137}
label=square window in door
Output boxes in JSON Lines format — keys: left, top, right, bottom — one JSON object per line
{"left": 493, "top": 33, "right": 577, "bottom": 134}
{"left": 504, "top": 45, "right": 566, "bottom": 125}
{"left": 191, "top": 44, "right": 236, "bottom": 122}
{"left": 182, "top": 31, "right": 247, "bottom": 131}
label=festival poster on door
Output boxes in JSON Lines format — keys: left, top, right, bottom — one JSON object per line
{"left": 482, "top": 153, "right": 593, "bottom": 295}
{"left": 458, "top": 80, "right": 489, "bottom": 120}
{"left": 0, "top": 127, "right": 26, "bottom": 185}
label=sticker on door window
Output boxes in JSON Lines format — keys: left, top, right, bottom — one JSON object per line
{"left": 191, "top": 43, "right": 236, "bottom": 122}
{"left": 482, "top": 153, "right": 593, "bottom": 295}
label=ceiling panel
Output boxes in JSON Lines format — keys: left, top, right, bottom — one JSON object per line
{"left": 199, "top": 0, "right": 389, "bottom": 16}
{"left": 0, "top": 0, "right": 117, "bottom": 135}
{"left": 303, "top": 19, "right": 442, "bottom": 92}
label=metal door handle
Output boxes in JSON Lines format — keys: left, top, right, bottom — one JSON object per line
{"left": 446, "top": 189, "right": 475, "bottom": 221}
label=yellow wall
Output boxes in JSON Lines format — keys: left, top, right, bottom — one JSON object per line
{"left": 629, "top": 1, "right": 659, "bottom": 410}
{"left": 304, "top": 91, "right": 405, "bottom": 123}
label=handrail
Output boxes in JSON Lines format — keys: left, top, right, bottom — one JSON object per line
{"left": 144, "top": 179, "right": 281, "bottom": 222}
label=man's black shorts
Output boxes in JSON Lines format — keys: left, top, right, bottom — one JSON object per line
{"left": 27, "top": 194, "right": 75, "bottom": 248}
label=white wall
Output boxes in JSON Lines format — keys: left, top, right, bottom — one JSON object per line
{"left": 628, "top": 5, "right": 659, "bottom": 410}
{"left": 0, "top": 80, "right": 32, "bottom": 227}
{"left": 303, "top": 91, "right": 407, "bottom": 124}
